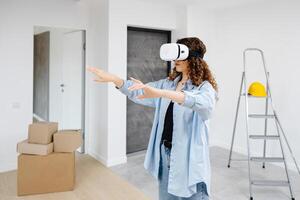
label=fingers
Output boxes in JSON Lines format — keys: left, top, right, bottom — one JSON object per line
{"left": 87, "top": 67, "right": 106, "bottom": 83}
{"left": 128, "top": 77, "right": 145, "bottom": 91}
{"left": 87, "top": 68, "right": 99, "bottom": 76}
{"left": 130, "top": 77, "right": 142, "bottom": 84}
{"left": 87, "top": 66, "right": 103, "bottom": 75}
{"left": 87, "top": 66, "right": 97, "bottom": 72}
{"left": 87, "top": 67, "right": 107, "bottom": 84}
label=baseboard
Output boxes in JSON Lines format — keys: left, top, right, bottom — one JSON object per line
{"left": 88, "top": 150, "right": 127, "bottom": 167}
{"left": 88, "top": 150, "right": 108, "bottom": 165}
{"left": 106, "top": 155, "right": 127, "bottom": 167}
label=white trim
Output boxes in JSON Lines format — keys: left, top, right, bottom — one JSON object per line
{"left": 88, "top": 150, "right": 127, "bottom": 167}
{"left": 106, "top": 156, "right": 127, "bottom": 167}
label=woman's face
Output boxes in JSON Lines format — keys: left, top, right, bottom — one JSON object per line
{"left": 174, "top": 60, "right": 189, "bottom": 73}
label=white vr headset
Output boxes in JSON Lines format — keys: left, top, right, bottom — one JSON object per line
{"left": 159, "top": 43, "right": 202, "bottom": 61}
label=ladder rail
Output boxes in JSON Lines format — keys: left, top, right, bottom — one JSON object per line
{"left": 243, "top": 50, "right": 253, "bottom": 199}
{"left": 227, "top": 72, "right": 245, "bottom": 168}
{"left": 262, "top": 72, "right": 270, "bottom": 168}
{"left": 275, "top": 115, "right": 295, "bottom": 198}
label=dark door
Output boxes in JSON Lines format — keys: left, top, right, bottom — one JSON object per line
{"left": 127, "top": 27, "right": 171, "bottom": 154}
{"left": 33, "top": 31, "right": 50, "bottom": 121}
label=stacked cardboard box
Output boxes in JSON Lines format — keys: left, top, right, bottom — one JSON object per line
{"left": 16, "top": 122, "right": 83, "bottom": 196}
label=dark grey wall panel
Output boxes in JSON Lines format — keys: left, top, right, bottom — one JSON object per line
{"left": 127, "top": 28, "right": 170, "bottom": 154}
{"left": 33, "top": 31, "right": 50, "bottom": 121}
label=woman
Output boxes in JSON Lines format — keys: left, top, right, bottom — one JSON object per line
{"left": 87, "top": 37, "right": 218, "bottom": 200}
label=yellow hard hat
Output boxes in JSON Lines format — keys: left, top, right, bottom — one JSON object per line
{"left": 248, "top": 82, "right": 267, "bottom": 97}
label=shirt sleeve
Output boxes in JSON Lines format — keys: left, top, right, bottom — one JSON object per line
{"left": 178, "top": 81, "right": 217, "bottom": 120}
{"left": 115, "top": 78, "right": 166, "bottom": 108}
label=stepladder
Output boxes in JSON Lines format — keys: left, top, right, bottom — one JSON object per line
{"left": 227, "top": 48, "right": 300, "bottom": 200}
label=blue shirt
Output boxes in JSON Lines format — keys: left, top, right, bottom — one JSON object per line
{"left": 116, "top": 74, "right": 217, "bottom": 197}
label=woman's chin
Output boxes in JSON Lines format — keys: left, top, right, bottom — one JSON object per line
{"left": 175, "top": 67, "right": 182, "bottom": 72}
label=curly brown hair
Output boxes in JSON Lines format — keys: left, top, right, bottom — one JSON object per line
{"left": 168, "top": 37, "right": 218, "bottom": 92}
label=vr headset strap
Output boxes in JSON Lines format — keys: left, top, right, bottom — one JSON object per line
{"left": 188, "top": 50, "right": 202, "bottom": 59}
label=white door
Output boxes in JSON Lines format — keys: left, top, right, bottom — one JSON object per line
{"left": 61, "top": 30, "right": 84, "bottom": 130}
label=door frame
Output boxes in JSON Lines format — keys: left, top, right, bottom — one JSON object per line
{"left": 80, "top": 30, "right": 86, "bottom": 154}
{"left": 32, "top": 27, "right": 87, "bottom": 154}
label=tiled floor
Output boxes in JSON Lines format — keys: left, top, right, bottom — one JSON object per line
{"left": 110, "top": 146, "right": 300, "bottom": 200}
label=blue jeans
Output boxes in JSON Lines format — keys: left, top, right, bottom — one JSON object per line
{"left": 158, "top": 143, "right": 209, "bottom": 200}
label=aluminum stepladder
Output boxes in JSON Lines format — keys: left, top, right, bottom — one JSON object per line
{"left": 227, "top": 48, "right": 300, "bottom": 200}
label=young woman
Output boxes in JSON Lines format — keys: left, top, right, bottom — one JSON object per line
{"left": 87, "top": 37, "right": 218, "bottom": 200}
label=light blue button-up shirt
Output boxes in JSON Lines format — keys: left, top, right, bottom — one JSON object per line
{"left": 116, "top": 74, "right": 217, "bottom": 198}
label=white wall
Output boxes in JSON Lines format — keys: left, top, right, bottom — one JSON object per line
{"left": 187, "top": 0, "right": 300, "bottom": 171}
{"left": 0, "top": 0, "right": 109, "bottom": 172}
{"left": 0, "top": 0, "right": 187, "bottom": 172}
{"left": 105, "top": 0, "right": 187, "bottom": 166}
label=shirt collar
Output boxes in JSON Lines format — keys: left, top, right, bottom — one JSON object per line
{"left": 173, "top": 75, "right": 182, "bottom": 85}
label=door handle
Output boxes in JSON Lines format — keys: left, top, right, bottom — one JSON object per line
{"left": 60, "top": 84, "right": 65, "bottom": 92}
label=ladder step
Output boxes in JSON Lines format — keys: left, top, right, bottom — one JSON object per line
{"left": 248, "top": 114, "right": 275, "bottom": 118}
{"left": 251, "top": 180, "right": 289, "bottom": 187}
{"left": 249, "top": 135, "right": 279, "bottom": 140}
{"left": 250, "top": 157, "right": 284, "bottom": 162}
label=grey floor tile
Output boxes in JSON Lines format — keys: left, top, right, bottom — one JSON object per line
{"left": 110, "top": 146, "right": 300, "bottom": 200}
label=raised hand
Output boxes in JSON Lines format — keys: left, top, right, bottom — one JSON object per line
{"left": 128, "top": 77, "right": 163, "bottom": 99}
{"left": 87, "top": 66, "right": 116, "bottom": 83}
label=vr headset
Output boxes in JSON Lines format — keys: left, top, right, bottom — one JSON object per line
{"left": 159, "top": 43, "right": 202, "bottom": 61}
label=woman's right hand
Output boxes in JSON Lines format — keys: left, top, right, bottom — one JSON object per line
{"left": 87, "top": 66, "right": 116, "bottom": 83}
{"left": 87, "top": 66, "right": 124, "bottom": 88}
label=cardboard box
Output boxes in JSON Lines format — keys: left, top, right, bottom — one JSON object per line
{"left": 17, "top": 139, "right": 53, "bottom": 155}
{"left": 54, "top": 130, "right": 83, "bottom": 153}
{"left": 28, "top": 122, "right": 58, "bottom": 144}
{"left": 17, "top": 152, "right": 75, "bottom": 196}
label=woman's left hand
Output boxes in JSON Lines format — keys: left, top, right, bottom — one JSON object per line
{"left": 128, "top": 77, "right": 163, "bottom": 99}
